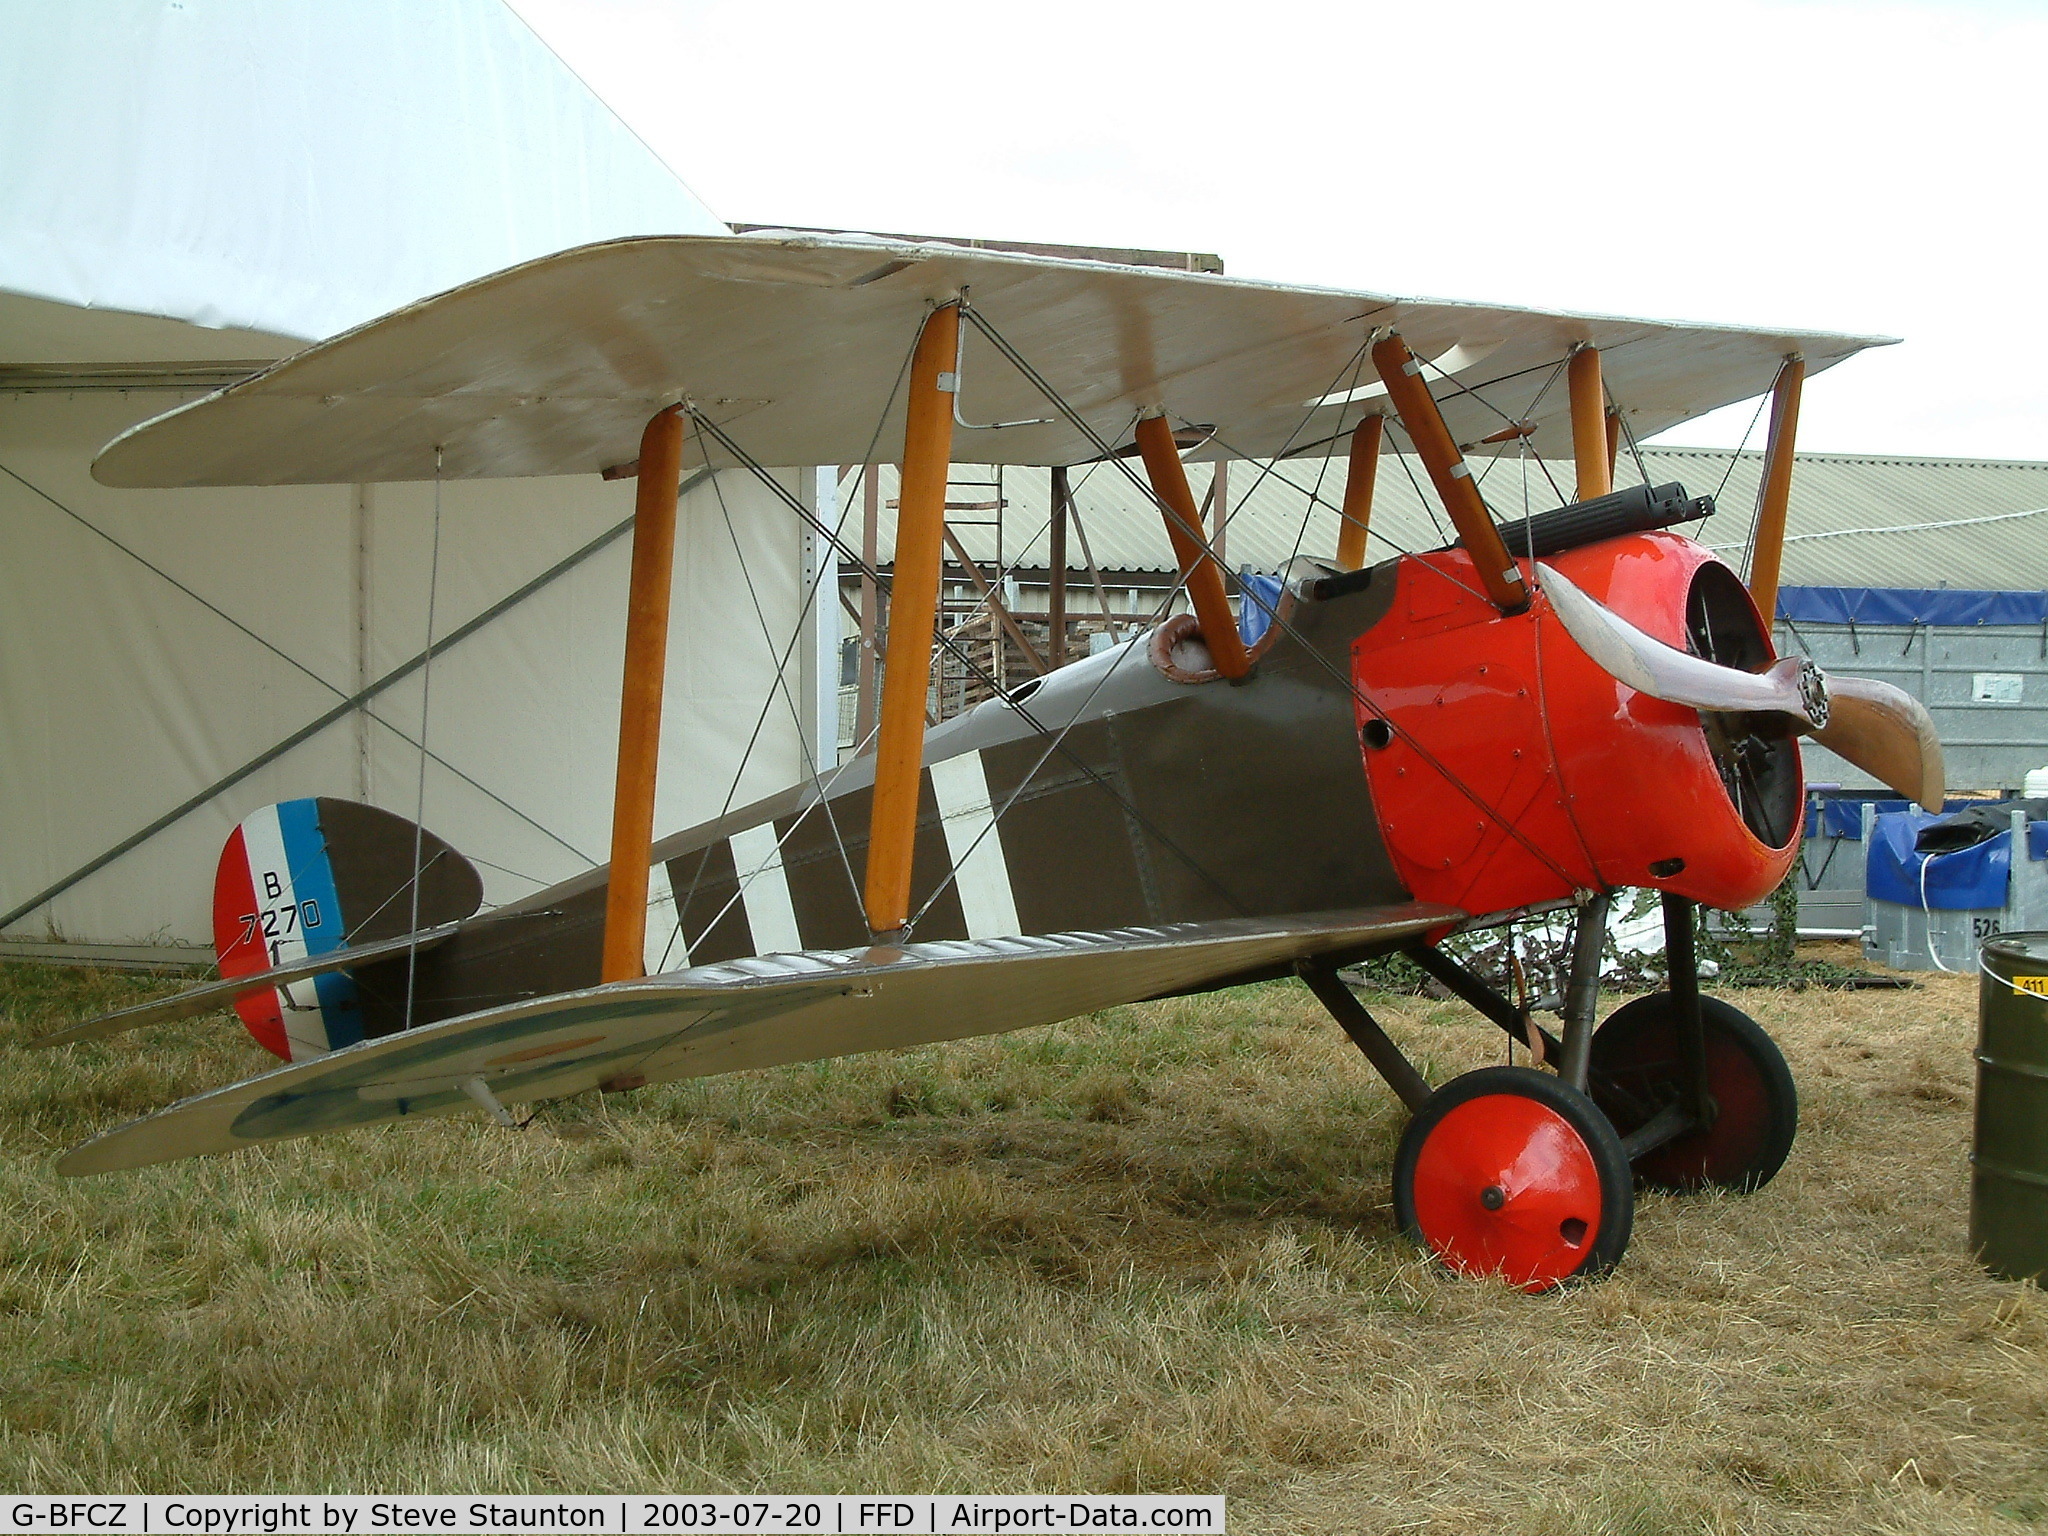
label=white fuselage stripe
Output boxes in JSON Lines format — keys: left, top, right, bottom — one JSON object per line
{"left": 645, "top": 857, "right": 687, "bottom": 974}
{"left": 729, "top": 822, "right": 803, "bottom": 956}
{"left": 929, "top": 752, "right": 1020, "bottom": 939}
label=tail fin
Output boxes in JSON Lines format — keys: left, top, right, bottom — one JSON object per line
{"left": 213, "top": 798, "right": 482, "bottom": 1060}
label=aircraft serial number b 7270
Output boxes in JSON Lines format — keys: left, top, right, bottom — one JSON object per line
{"left": 41, "top": 233, "right": 1942, "bottom": 1292}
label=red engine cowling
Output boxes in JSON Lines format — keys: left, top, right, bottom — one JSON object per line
{"left": 1352, "top": 531, "right": 1801, "bottom": 920}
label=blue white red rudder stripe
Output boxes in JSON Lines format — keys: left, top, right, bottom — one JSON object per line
{"left": 212, "top": 798, "right": 484, "bottom": 1061}
{"left": 214, "top": 800, "right": 360, "bottom": 1059}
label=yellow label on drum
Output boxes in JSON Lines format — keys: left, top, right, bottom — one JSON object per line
{"left": 2013, "top": 976, "right": 2048, "bottom": 997}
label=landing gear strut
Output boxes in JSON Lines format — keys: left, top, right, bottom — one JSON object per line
{"left": 1297, "top": 893, "right": 1797, "bottom": 1290}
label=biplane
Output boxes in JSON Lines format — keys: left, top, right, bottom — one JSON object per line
{"left": 40, "top": 232, "right": 1946, "bottom": 1293}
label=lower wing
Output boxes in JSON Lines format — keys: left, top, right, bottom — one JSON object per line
{"left": 58, "top": 904, "right": 1458, "bottom": 1176}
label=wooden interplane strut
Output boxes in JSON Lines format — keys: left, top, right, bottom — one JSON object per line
{"left": 1336, "top": 415, "right": 1383, "bottom": 570}
{"left": 863, "top": 304, "right": 961, "bottom": 937}
{"left": 1134, "top": 414, "right": 1251, "bottom": 678}
{"left": 1746, "top": 358, "right": 1806, "bottom": 629}
{"left": 600, "top": 404, "right": 686, "bottom": 982}
{"left": 1369, "top": 334, "right": 1528, "bottom": 614}
{"left": 1569, "top": 346, "right": 1612, "bottom": 501}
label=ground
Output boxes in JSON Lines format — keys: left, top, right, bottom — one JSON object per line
{"left": 0, "top": 951, "right": 2042, "bottom": 1533}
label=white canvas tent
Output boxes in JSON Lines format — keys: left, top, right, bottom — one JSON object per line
{"left": 1, "top": 1, "right": 837, "bottom": 954}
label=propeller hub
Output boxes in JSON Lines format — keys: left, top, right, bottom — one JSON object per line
{"left": 1795, "top": 658, "right": 1830, "bottom": 730}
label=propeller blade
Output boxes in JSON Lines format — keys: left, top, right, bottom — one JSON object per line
{"left": 1535, "top": 563, "right": 1945, "bottom": 811}
{"left": 1534, "top": 563, "right": 1828, "bottom": 727}
{"left": 1810, "top": 675, "right": 1946, "bottom": 812}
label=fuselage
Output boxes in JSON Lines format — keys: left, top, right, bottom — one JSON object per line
{"left": 335, "top": 530, "right": 1799, "bottom": 1045}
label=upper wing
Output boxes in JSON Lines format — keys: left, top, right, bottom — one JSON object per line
{"left": 29, "top": 923, "right": 463, "bottom": 1048}
{"left": 57, "top": 902, "right": 1457, "bottom": 1175}
{"left": 92, "top": 232, "right": 1888, "bottom": 488}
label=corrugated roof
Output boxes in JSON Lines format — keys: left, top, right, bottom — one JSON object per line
{"left": 833, "top": 447, "right": 2048, "bottom": 592}
{"left": 1653, "top": 447, "right": 2048, "bottom": 593}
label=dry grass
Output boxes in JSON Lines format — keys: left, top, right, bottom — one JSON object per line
{"left": 0, "top": 952, "right": 2043, "bottom": 1532}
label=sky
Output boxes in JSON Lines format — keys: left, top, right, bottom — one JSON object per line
{"left": 507, "top": 0, "right": 2048, "bottom": 462}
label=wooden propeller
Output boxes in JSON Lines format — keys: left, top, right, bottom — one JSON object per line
{"left": 1536, "top": 562, "right": 1944, "bottom": 812}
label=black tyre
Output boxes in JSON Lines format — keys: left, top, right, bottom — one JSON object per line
{"left": 1587, "top": 993, "right": 1797, "bottom": 1193}
{"left": 1392, "top": 1065, "right": 1634, "bottom": 1292}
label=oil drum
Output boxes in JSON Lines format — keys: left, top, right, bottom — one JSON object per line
{"left": 1974, "top": 933, "right": 2048, "bottom": 1281}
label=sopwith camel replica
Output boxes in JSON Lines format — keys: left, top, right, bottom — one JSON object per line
{"left": 41, "top": 233, "right": 1944, "bottom": 1291}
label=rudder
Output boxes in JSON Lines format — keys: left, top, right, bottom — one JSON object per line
{"left": 212, "top": 798, "right": 483, "bottom": 1060}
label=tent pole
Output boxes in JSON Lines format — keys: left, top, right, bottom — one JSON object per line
{"left": 1335, "top": 415, "right": 1382, "bottom": 570}
{"left": 1047, "top": 466, "right": 1070, "bottom": 667}
{"left": 1568, "top": 346, "right": 1612, "bottom": 501}
{"left": 599, "top": 404, "right": 686, "bottom": 983}
{"left": 855, "top": 467, "right": 881, "bottom": 743}
{"left": 863, "top": 304, "right": 961, "bottom": 940}
{"left": 1212, "top": 458, "right": 1229, "bottom": 573}
{"left": 1747, "top": 357, "right": 1806, "bottom": 630}
{"left": 1369, "top": 333, "right": 1529, "bottom": 615}
{"left": 1134, "top": 413, "right": 1250, "bottom": 678}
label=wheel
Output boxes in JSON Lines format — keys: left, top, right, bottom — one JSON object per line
{"left": 1392, "top": 1066, "right": 1634, "bottom": 1292}
{"left": 1586, "top": 993, "right": 1797, "bottom": 1193}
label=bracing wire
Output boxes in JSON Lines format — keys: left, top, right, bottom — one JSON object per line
{"left": 0, "top": 458, "right": 596, "bottom": 869}
{"left": 1280, "top": 344, "right": 1375, "bottom": 576}
{"left": 1192, "top": 343, "right": 1625, "bottom": 618}
{"left": 955, "top": 305, "right": 1585, "bottom": 899}
{"left": 695, "top": 423, "right": 867, "bottom": 945}
{"left": 1207, "top": 415, "right": 1497, "bottom": 610}
{"left": 673, "top": 304, "right": 1629, "bottom": 954}
{"left": 1516, "top": 437, "right": 1603, "bottom": 882}
{"left": 1122, "top": 342, "right": 1564, "bottom": 655}
{"left": 660, "top": 322, "right": 927, "bottom": 955}
{"left": 658, "top": 315, "right": 1244, "bottom": 955}
{"left": 890, "top": 327, "right": 1435, "bottom": 936}
{"left": 1062, "top": 430, "right": 1138, "bottom": 642}
{"left": 686, "top": 401, "right": 1255, "bottom": 934}
{"left": 665, "top": 491, "right": 892, "bottom": 960}
{"left": 1197, "top": 414, "right": 1458, "bottom": 578}
{"left": 1081, "top": 346, "right": 1512, "bottom": 626}
{"left": 910, "top": 321, "right": 1780, "bottom": 927}
{"left": 1190, "top": 337, "right": 1374, "bottom": 566}
{"left": 1482, "top": 352, "right": 1575, "bottom": 531}
{"left": 402, "top": 449, "right": 446, "bottom": 1029}
{"left": 1716, "top": 388, "right": 1774, "bottom": 505}
{"left": 856, "top": 442, "right": 1132, "bottom": 659}
{"left": 1614, "top": 392, "right": 1654, "bottom": 490}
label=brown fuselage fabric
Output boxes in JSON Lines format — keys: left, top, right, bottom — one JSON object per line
{"left": 349, "top": 575, "right": 1404, "bottom": 1038}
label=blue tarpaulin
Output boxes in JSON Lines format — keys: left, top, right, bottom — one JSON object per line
{"left": 1778, "top": 586, "right": 2048, "bottom": 627}
{"left": 1811, "top": 796, "right": 1975, "bottom": 841}
{"left": 1867, "top": 810, "right": 2012, "bottom": 909}
{"left": 1238, "top": 572, "right": 1286, "bottom": 647}
{"left": 1817, "top": 797, "right": 1905, "bottom": 840}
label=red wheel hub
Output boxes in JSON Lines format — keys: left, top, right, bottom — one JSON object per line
{"left": 1409, "top": 1092, "right": 1604, "bottom": 1291}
